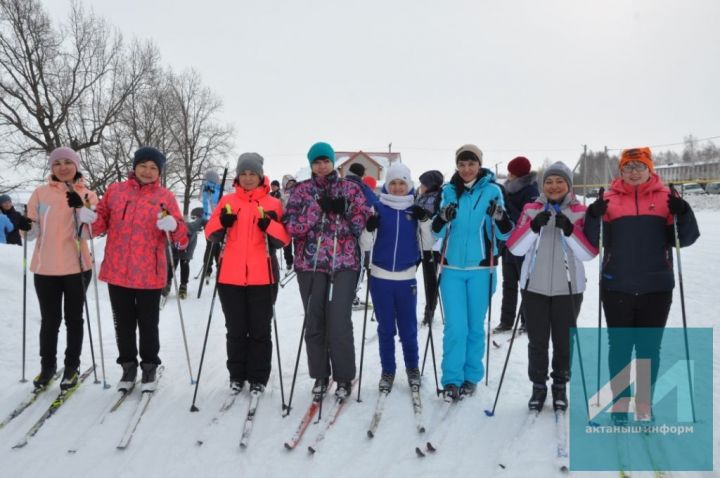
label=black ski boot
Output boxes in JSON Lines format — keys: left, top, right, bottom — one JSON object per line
{"left": 140, "top": 363, "right": 158, "bottom": 392}
{"left": 312, "top": 377, "right": 329, "bottom": 399}
{"left": 118, "top": 362, "right": 137, "bottom": 391}
{"left": 406, "top": 367, "right": 421, "bottom": 390}
{"left": 552, "top": 383, "right": 568, "bottom": 412}
{"left": 60, "top": 368, "right": 79, "bottom": 391}
{"left": 443, "top": 384, "right": 461, "bottom": 402}
{"left": 493, "top": 323, "right": 513, "bottom": 334}
{"left": 528, "top": 383, "right": 548, "bottom": 411}
{"left": 335, "top": 381, "right": 352, "bottom": 399}
{"left": 33, "top": 364, "right": 57, "bottom": 390}
{"left": 178, "top": 283, "right": 187, "bottom": 299}
{"left": 249, "top": 382, "right": 265, "bottom": 394}
{"left": 460, "top": 380, "right": 477, "bottom": 397}
{"left": 230, "top": 378, "right": 245, "bottom": 393}
{"left": 378, "top": 372, "right": 395, "bottom": 393}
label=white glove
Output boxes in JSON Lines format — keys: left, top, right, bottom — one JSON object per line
{"left": 156, "top": 214, "right": 177, "bottom": 232}
{"left": 77, "top": 207, "right": 97, "bottom": 225}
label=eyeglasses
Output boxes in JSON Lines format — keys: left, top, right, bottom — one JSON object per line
{"left": 621, "top": 162, "right": 648, "bottom": 173}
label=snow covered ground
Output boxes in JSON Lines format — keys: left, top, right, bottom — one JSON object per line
{"left": 0, "top": 210, "right": 718, "bottom": 478}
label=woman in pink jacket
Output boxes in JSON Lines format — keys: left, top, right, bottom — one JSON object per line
{"left": 26, "top": 147, "right": 98, "bottom": 391}
{"left": 78, "top": 147, "right": 188, "bottom": 392}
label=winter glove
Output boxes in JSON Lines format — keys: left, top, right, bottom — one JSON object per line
{"left": 66, "top": 191, "right": 84, "bottom": 209}
{"left": 667, "top": 195, "right": 688, "bottom": 215}
{"left": 530, "top": 211, "right": 551, "bottom": 233}
{"left": 16, "top": 216, "right": 33, "bottom": 231}
{"left": 409, "top": 205, "right": 429, "bottom": 221}
{"left": 438, "top": 203, "right": 457, "bottom": 222}
{"left": 156, "top": 214, "right": 177, "bottom": 232}
{"left": 219, "top": 210, "right": 237, "bottom": 229}
{"left": 317, "top": 196, "right": 334, "bottom": 214}
{"left": 486, "top": 202, "right": 504, "bottom": 221}
{"left": 366, "top": 215, "right": 380, "bottom": 232}
{"left": 331, "top": 197, "right": 347, "bottom": 214}
{"left": 554, "top": 212, "right": 574, "bottom": 237}
{"left": 587, "top": 197, "right": 609, "bottom": 218}
{"left": 77, "top": 207, "right": 97, "bottom": 225}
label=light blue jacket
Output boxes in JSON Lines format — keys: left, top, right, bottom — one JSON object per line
{"left": 0, "top": 213, "right": 14, "bottom": 244}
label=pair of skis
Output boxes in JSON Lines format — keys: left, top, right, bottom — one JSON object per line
{"left": 196, "top": 386, "right": 265, "bottom": 449}
{"left": 116, "top": 365, "right": 165, "bottom": 449}
{"left": 367, "top": 385, "right": 425, "bottom": 439}
{"left": 0, "top": 368, "right": 64, "bottom": 432}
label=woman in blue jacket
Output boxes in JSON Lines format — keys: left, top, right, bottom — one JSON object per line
{"left": 431, "top": 144, "right": 513, "bottom": 399}
{"left": 365, "top": 163, "right": 433, "bottom": 393}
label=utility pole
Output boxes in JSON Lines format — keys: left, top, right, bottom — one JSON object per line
{"left": 388, "top": 142, "right": 392, "bottom": 153}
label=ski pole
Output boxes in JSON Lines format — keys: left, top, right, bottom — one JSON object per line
{"left": 279, "top": 270, "right": 297, "bottom": 288}
{"left": 20, "top": 205, "right": 28, "bottom": 383}
{"left": 485, "top": 202, "right": 497, "bottom": 387}
{"left": 160, "top": 205, "right": 195, "bottom": 385}
{"left": 595, "top": 187, "right": 605, "bottom": 407}
{"left": 65, "top": 182, "right": 98, "bottom": 384}
{"left": 82, "top": 194, "right": 109, "bottom": 389}
{"left": 669, "top": 184, "right": 696, "bottom": 422}
{"left": 259, "top": 207, "right": 287, "bottom": 412}
{"left": 285, "top": 213, "right": 326, "bottom": 417}
{"left": 486, "top": 226, "right": 545, "bottom": 416}
{"left": 356, "top": 232, "right": 376, "bottom": 402}
{"left": 190, "top": 204, "right": 232, "bottom": 411}
{"left": 198, "top": 168, "right": 228, "bottom": 298}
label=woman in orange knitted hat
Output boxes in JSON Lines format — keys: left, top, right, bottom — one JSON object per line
{"left": 583, "top": 146, "right": 700, "bottom": 422}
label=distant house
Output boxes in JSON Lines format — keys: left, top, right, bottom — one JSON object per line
{"left": 335, "top": 151, "right": 401, "bottom": 182}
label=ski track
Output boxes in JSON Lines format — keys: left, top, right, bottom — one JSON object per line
{"left": 0, "top": 210, "right": 718, "bottom": 477}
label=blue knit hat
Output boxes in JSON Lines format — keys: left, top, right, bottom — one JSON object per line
{"left": 307, "top": 142, "right": 335, "bottom": 165}
{"left": 133, "top": 146, "right": 166, "bottom": 172}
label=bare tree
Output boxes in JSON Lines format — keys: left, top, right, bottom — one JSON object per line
{"left": 163, "top": 68, "right": 233, "bottom": 214}
{"left": 0, "top": 0, "right": 152, "bottom": 177}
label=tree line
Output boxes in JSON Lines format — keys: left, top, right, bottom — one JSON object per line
{"left": 0, "top": 0, "right": 233, "bottom": 214}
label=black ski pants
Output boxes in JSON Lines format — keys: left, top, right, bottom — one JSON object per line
{"left": 522, "top": 290, "right": 583, "bottom": 385}
{"left": 166, "top": 246, "right": 190, "bottom": 285}
{"left": 202, "top": 239, "right": 220, "bottom": 275}
{"left": 420, "top": 251, "right": 440, "bottom": 322}
{"left": 297, "top": 270, "right": 357, "bottom": 382}
{"left": 603, "top": 290, "right": 672, "bottom": 402}
{"left": 218, "top": 284, "right": 274, "bottom": 385}
{"left": 34, "top": 271, "right": 91, "bottom": 371}
{"left": 108, "top": 284, "right": 162, "bottom": 366}
{"left": 283, "top": 241, "right": 294, "bottom": 268}
{"left": 500, "top": 253, "right": 525, "bottom": 327}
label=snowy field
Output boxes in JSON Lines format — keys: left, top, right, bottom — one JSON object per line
{"left": 0, "top": 206, "right": 718, "bottom": 478}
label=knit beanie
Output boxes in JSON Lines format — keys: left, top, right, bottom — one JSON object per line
{"left": 508, "top": 156, "right": 531, "bottom": 177}
{"left": 455, "top": 144, "right": 483, "bottom": 164}
{"left": 48, "top": 147, "right": 81, "bottom": 169}
{"left": 385, "top": 163, "right": 414, "bottom": 191}
{"left": 348, "top": 162, "right": 365, "bottom": 177}
{"left": 362, "top": 176, "right": 377, "bottom": 190}
{"left": 271, "top": 179, "right": 280, "bottom": 187}
{"left": 619, "top": 147, "right": 654, "bottom": 172}
{"left": 133, "top": 147, "right": 166, "bottom": 172}
{"left": 542, "top": 161, "right": 573, "bottom": 188}
{"left": 419, "top": 170, "right": 444, "bottom": 191}
{"left": 0, "top": 194, "right": 11, "bottom": 204}
{"left": 236, "top": 152, "right": 264, "bottom": 179}
{"left": 204, "top": 169, "right": 220, "bottom": 184}
{"left": 307, "top": 142, "right": 336, "bottom": 165}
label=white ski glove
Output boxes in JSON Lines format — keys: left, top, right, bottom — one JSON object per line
{"left": 156, "top": 214, "right": 177, "bottom": 232}
{"left": 77, "top": 207, "right": 97, "bottom": 225}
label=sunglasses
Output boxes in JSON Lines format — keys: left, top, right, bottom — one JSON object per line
{"left": 621, "top": 162, "right": 648, "bottom": 173}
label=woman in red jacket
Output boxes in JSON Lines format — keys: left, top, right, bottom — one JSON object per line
{"left": 205, "top": 153, "right": 290, "bottom": 394}
{"left": 78, "top": 147, "right": 188, "bottom": 392}
{"left": 584, "top": 147, "right": 699, "bottom": 421}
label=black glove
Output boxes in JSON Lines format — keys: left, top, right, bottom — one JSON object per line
{"left": 439, "top": 203, "right": 457, "bottom": 222}
{"left": 257, "top": 216, "right": 271, "bottom": 232}
{"left": 66, "top": 191, "right": 84, "bottom": 208}
{"left": 265, "top": 210, "right": 278, "bottom": 221}
{"left": 587, "top": 198, "right": 609, "bottom": 218}
{"left": 554, "top": 213, "right": 574, "bottom": 237}
{"left": 317, "top": 196, "right": 334, "bottom": 214}
{"left": 530, "top": 211, "right": 551, "bottom": 233}
{"left": 409, "top": 205, "right": 429, "bottom": 221}
{"left": 16, "top": 216, "right": 33, "bottom": 231}
{"left": 667, "top": 195, "right": 688, "bottom": 215}
{"left": 331, "top": 197, "right": 347, "bottom": 214}
{"left": 219, "top": 210, "right": 237, "bottom": 228}
{"left": 486, "top": 202, "right": 504, "bottom": 220}
{"left": 366, "top": 215, "right": 380, "bottom": 232}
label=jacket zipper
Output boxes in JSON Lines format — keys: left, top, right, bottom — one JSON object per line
{"left": 392, "top": 209, "right": 399, "bottom": 271}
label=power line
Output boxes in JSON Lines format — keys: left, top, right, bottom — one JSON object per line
{"left": 606, "top": 135, "right": 720, "bottom": 152}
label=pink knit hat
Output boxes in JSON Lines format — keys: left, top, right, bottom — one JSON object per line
{"left": 48, "top": 147, "right": 81, "bottom": 169}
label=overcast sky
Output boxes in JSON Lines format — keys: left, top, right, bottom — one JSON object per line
{"left": 46, "top": 0, "right": 720, "bottom": 182}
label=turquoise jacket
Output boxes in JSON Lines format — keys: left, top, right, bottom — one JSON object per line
{"left": 433, "top": 169, "right": 511, "bottom": 268}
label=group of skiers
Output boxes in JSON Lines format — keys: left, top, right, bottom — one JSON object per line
{"left": 10, "top": 140, "right": 700, "bottom": 423}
